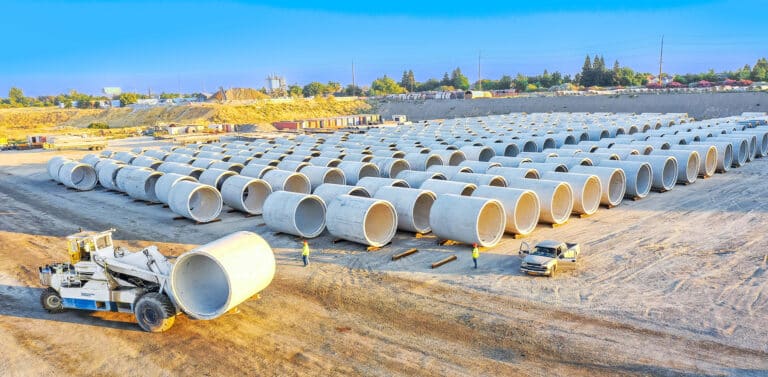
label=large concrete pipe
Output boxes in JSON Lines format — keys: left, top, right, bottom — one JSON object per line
{"left": 649, "top": 150, "right": 699, "bottom": 184}
{"left": 516, "top": 152, "right": 554, "bottom": 163}
{"left": 209, "top": 161, "right": 245, "bottom": 173}
{"left": 420, "top": 179, "right": 477, "bottom": 196}
{"left": 403, "top": 153, "right": 443, "bottom": 171}
{"left": 511, "top": 139, "right": 538, "bottom": 153}
{"left": 460, "top": 145, "right": 495, "bottom": 161}
{"left": 431, "top": 149, "right": 466, "bottom": 166}
{"left": 143, "top": 150, "right": 169, "bottom": 161}
{"left": 540, "top": 172, "right": 601, "bottom": 216}
{"left": 337, "top": 161, "right": 380, "bottom": 185}
{"left": 282, "top": 155, "right": 312, "bottom": 163}
{"left": 737, "top": 130, "right": 768, "bottom": 157}
{"left": 519, "top": 162, "right": 568, "bottom": 173}
{"left": 545, "top": 156, "right": 593, "bottom": 168}
{"left": 471, "top": 186, "right": 540, "bottom": 236}
{"left": 426, "top": 165, "right": 473, "bottom": 176}
{"left": 155, "top": 173, "right": 198, "bottom": 204}
{"left": 504, "top": 179, "right": 573, "bottom": 225}
{"left": 669, "top": 145, "right": 717, "bottom": 177}
{"left": 374, "top": 187, "right": 436, "bottom": 233}
{"left": 171, "top": 147, "right": 197, "bottom": 156}
{"left": 164, "top": 153, "right": 196, "bottom": 164}
{"left": 429, "top": 194, "right": 505, "bottom": 247}
{"left": 58, "top": 161, "right": 98, "bottom": 191}
{"left": 625, "top": 155, "right": 677, "bottom": 191}
{"left": 81, "top": 154, "right": 101, "bottom": 167}
{"left": 276, "top": 160, "right": 310, "bottom": 172}
{"left": 170, "top": 231, "right": 275, "bottom": 320}
{"left": 341, "top": 153, "right": 374, "bottom": 162}
{"left": 241, "top": 164, "right": 276, "bottom": 179}
{"left": 370, "top": 157, "right": 410, "bottom": 178}
{"left": 489, "top": 156, "right": 533, "bottom": 167}
{"left": 97, "top": 162, "right": 125, "bottom": 191}
{"left": 569, "top": 166, "right": 626, "bottom": 207}
{"left": 299, "top": 166, "right": 346, "bottom": 191}
{"left": 309, "top": 157, "right": 342, "bottom": 167}
{"left": 123, "top": 169, "right": 164, "bottom": 202}
{"left": 261, "top": 170, "right": 311, "bottom": 194}
{"left": 371, "top": 150, "right": 406, "bottom": 158}
{"left": 112, "top": 151, "right": 138, "bottom": 163}
{"left": 220, "top": 175, "right": 272, "bottom": 215}
{"left": 263, "top": 192, "right": 326, "bottom": 238}
{"left": 47, "top": 156, "right": 72, "bottom": 181}
{"left": 709, "top": 137, "right": 749, "bottom": 167}
{"left": 356, "top": 177, "right": 410, "bottom": 196}
{"left": 325, "top": 195, "right": 398, "bottom": 247}
{"left": 131, "top": 156, "right": 163, "bottom": 169}
{"left": 191, "top": 157, "right": 220, "bottom": 169}
{"left": 532, "top": 136, "right": 557, "bottom": 152}
{"left": 114, "top": 166, "right": 151, "bottom": 192}
{"left": 313, "top": 183, "right": 371, "bottom": 204}
{"left": 199, "top": 168, "right": 237, "bottom": 191}
{"left": 489, "top": 142, "right": 520, "bottom": 157}
{"left": 395, "top": 170, "right": 447, "bottom": 188}
{"left": 486, "top": 166, "right": 541, "bottom": 180}
{"left": 228, "top": 155, "right": 253, "bottom": 165}
{"left": 594, "top": 160, "right": 652, "bottom": 199}
{"left": 458, "top": 160, "right": 502, "bottom": 173}
{"left": 693, "top": 141, "right": 732, "bottom": 173}
{"left": 451, "top": 172, "right": 507, "bottom": 187}
{"left": 168, "top": 181, "right": 223, "bottom": 223}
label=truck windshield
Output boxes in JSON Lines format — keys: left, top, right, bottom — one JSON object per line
{"left": 532, "top": 247, "right": 556, "bottom": 258}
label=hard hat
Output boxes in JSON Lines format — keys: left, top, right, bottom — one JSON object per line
{"left": 473, "top": 243, "right": 477, "bottom": 247}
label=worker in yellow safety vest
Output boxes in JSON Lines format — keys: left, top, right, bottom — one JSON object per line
{"left": 302, "top": 240, "right": 310, "bottom": 267}
{"left": 472, "top": 243, "right": 479, "bottom": 269}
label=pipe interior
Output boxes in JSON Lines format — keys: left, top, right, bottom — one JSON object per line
{"left": 582, "top": 177, "right": 601, "bottom": 214}
{"left": 523, "top": 141, "right": 537, "bottom": 152}
{"left": 364, "top": 203, "right": 396, "bottom": 245}
{"left": 723, "top": 145, "right": 733, "bottom": 168}
{"left": 412, "top": 193, "right": 435, "bottom": 231}
{"left": 359, "top": 165, "right": 379, "bottom": 179}
{"left": 460, "top": 185, "right": 476, "bottom": 196}
{"left": 349, "top": 187, "right": 371, "bottom": 197}
{"left": 449, "top": 152, "right": 466, "bottom": 165}
{"left": 390, "top": 160, "right": 409, "bottom": 178}
{"left": 324, "top": 170, "right": 346, "bottom": 185}
{"left": 515, "top": 192, "right": 539, "bottom": 233}
{"left": 243, "top": 181, "right": 270, "bottom": 212}
{"left": 295, "top": 197, "right": 326, "bottom": 236}
{"left": 685, "top": 154, "right": 699, "bottom": 182}
{"left": 608, "top": 171, "right": 625, "bottom": 204}
{"left": 425, "top": 156, "right": 442, "bottom": 168}
{"left": 190, "top": 187, "right": 220, "bottom": 220}
{"left": 524, "top": 170, "right": 539, "bottom": 179}
{"left": 173, "top": 254, "right": 228, "bottom": 317}
{"left": 72, "top": 165, "right": 97, "bottom": 188}
{"left": 552, "top": 185, "right": 572, "bottom": 222}
{"left": 284, "top": 175, "right": 310, "bottom": 193}
{"left": 663, "top": 160, "right": 677, "bottom": 188}
{"left": 477, "top": 201, "right": 505, "bottom": 245}
{"left": 489, "top": 177, "right": 506, "bottom": 187}
{"left": 145, "top": 174, "right": 161, "bottom": 201}
{"left": 478, "top": 148, "right": 494, "bottom": 162}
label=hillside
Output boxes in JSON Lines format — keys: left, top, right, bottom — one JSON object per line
{"left": 0, "top": 98, "right": 371, "bottom": 141}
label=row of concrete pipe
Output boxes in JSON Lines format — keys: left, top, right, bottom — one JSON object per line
{"left": 47, "top": 112, "right": 768, "bottom": 248}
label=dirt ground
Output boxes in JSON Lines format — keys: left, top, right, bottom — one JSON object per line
{"left": 0, "top": 137, "right": 767, "bottom": 376}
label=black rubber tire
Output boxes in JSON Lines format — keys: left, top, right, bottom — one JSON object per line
{"left": 550, "top": 265, "right": 557, "bottom": 278}
{"left": 40, "top": 287, "right": 65, "bottom": 313}
{"left": 134, "top": 292, "right": 176, "bottom": 333}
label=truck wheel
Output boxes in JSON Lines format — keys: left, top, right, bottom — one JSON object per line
{"left": 135, "top": 293, "right": 176, "bottom": 333}
{"left": 549, "top": 265, "right": 557, "bottom": 278}
{"left": 40, "top": 288, "right": 65, "bottom": 313}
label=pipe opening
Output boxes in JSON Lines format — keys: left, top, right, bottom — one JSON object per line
{"left": 551, "top": 185, "right": 571, "bottom": 222}
{"left": 515, "top": 192, "right": 539, "bottom": 234}
{"left": 324, "top": 169, "right": 346, "bottom": 185}
{"left": 412, "top": 192, "right": 435, "bottom": 232}
{"left": 390, "top": 160, "right": 410, "bottom": 178}
{"left": 662, "top": 160, "right": 677, "bottom": 189}
{"left": 608, "top": 171, "right": 625, "bottom": 204}
{"left": 189, "top": 186, "right": 221, "bottom": 221}
{"left": 476, "top": 201, "right": 505, "bottom": 245}
{"left": 364, "top": 203, "right": 397, "bottom": 245}
{"left": 172, "top": 254, "right": 228, "bottom": 318}
{"left": 295, "top": 197, "right": 326, "bottom": 237}
{"left": 685, "top": 154, "right": 699, "bottom": 182}
{"left": 349, "top": 187, "right": 371, "bottom": 197}
{"left": 242, "top": 181, "right": 270, "bottom": 213}
{"left": 284, "top": 175, "right": 310, "bottom": 193}
{"left": 581, "top": 177, "right": 601, "bottom": 214}
{"left": 522, "top": 141, "right": 537, "bottom": 152}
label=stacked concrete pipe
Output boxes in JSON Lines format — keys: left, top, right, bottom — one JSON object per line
{"left": 374, "top": 186, "right": 436, "bottom": 234}
{"left": 337, "top": 161, "right": 380, "bottom": 185}
{"left": 450, "top": 172, "right": 507, "bottom": 187}
{"left": 312, "top": 183, "right": 371, "bottom": 204}
{"left": 594, "top": 160, "right": 652, "bottom": 199}
{"left": 58, "top": 161, "right": 98, "bottom": 191}
{"left": 625, "top": 155, "right": 678, "bottom": 191}
{"left": 220, "top": 176, "right": 272, "bottom": 215}
{"left": 325, "top": 195, "right": 398, "bottom": 247}
{"left": 263, "top": 192, "right": 326, "bottom": 238}
{"left": 504, "top": 179, "right": 573, "bottom": 225}
{"left": 431, "top": 150, "right": 466, "bottom": 165}
{"left": 395, "top": 170, "right": 447, "bottom": 188}
{"left": 261, "top": 170, "right": 311, "bottom": 194}
{"left": 241, "top": 164, "right": 276, "bottom": 179}
{"left": 356, "top": 177, "right": 410, "bottom": 196}
{"left": 155, "top": 173, "right": 198, "bottom": 204}
{"left": 568, "top": 165, "right": 627, "bottom": 207}
{"left": 199, "top": 168, "right": 237, "bottom": 191}
{"left": 209, "top": 161, "right": 245, "bottom": 173}
{"left": 168, "top": 181, "right": 223, "bottom": 223}
{"left": 47, "top": 157, "right": 72, "bottom": 181}
{"left": 123, "top": 169, "right": 164, "bottom": 202}
{"left": 648, "top": 150, "right": 699, "bottom": 185}
{"left": 429, "top": 194, "right": 505, "bottom": 247}
{"left": 708, "top": 137, "right": 748, "bottom": 167}
{"left": 403, "top": 153, "right": 443, "bottom": 171}
{"left": 131, "top": 156, "right": 163, "bottom": 170}
{"left": 669, "top": 145, "right": 717, "bottom": 177}
{"left": 157, "top": 162, "right": 205, "bottom": 179}
{"left": 420, "top": 179, "right": 477, "bottom": 196}
{"left": 299, "top": 166, "right": 346, "bottom": 191}
{"left": 370, "top": 157, "right": 411, "bottom": 178}
{"left": 470, "top": 186, "right": 540, "bottom": 236}
{"left": 540, "top": 172, "right": 602, "bottom": 215}
{"left": 692, "top": 141, "right": 732, "bottom": 173}
{"left": 96, "top": 161, "right": 126, "bottom": 191}
{"left": 486, "top": 166, "right": 540, "bottom": 181}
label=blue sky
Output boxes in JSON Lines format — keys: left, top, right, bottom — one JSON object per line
{"left": 0, "top": 0, "right": 765, "bottom": 96}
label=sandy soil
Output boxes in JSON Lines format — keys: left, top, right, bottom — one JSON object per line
{"left": 0, "top": 137, "right": 766, "bottom": 376}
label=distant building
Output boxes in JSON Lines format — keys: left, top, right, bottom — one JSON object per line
{"left": 266, "top": 75, "right": 287, "bottom": 94}
{"left": 102, "top": 87, "right": 122, "bottom": 98}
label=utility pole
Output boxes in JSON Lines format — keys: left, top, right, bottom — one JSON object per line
{"left": 351, "top": 60, "right": 356, "bottom": 94}
{"left": 478, "top": 50, "right": 482, "bottom": 91}
{"left": 658, "top": 35, "right": 664, "bottom": 84}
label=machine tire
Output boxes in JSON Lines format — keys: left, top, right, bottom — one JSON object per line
{"left": 549, "top": 265, "right": 557, "bottom": 278}
{"left": 135, "top": 292, "right": 176, "bottom": 333}
{"left": 40, "top": 287, "right": 65, "bottom": 313}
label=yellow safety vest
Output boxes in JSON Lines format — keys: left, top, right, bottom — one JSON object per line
{"left": 302, "top": 244, "right": 310, "bottom": 256}
{"left": 472, "top": 247, "right": 479, "bottom": 259}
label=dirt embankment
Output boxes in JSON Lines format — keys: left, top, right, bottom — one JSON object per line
{"left": 374, "top": 92, "right": 768, "bottom": 121}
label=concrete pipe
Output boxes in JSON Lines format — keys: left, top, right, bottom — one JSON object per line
{"left": 451, "top": 172, "right": 507, "bottom": 187}
{"left": 261, "top": 152, "right": 287, "bottom": 161}
{"left": 519, "top": 162, "right": 568, "bottom": 173}
{"left": 172, "top": 147, "right": 197, "bottom": 156}
{"left": 123, "top": 169, "right": 164, "bottom": 202}
{"left": 263, "top": 192, "right": 326, "bottom": 238}
{"left": 373, "top": 187, "right": 436, "bottom": 233}
{"left": 568, "top": 166, "right": 626, "bottom": 207}
{"left": 248, "top": 158, "right": 280, "bottom": 167}
{"left": 693, "top": 142, "right": 732, "bottom": 173}
{"left": 131, "top": 155, "right": 163, "bottom": 169}
{"left": 157, "top": 162, "right": 205, "bottom": 179}
{"left": 261, "top": 170, "right": 311, "bottom": 194}
{"left": 282, "top": 155, "right": 312, "bottom": 163}
{"left": 458, "top": 160, "right": 502, "bottom": 173}
{"left": 486, "top": 166, "right": 540, "bottom": 181}
{"left": 155, "top": 173, "right": 198, "bottom": 204}
{"left": 196, "top": 152, "right": 231, "bottom": 161}
{"left": 709, "top": 137, "right": 748, "bottom": 167}
{"left": 299, "top": 166, "right": 346, "bottom": 191}
{"left": 371, "top": 150, "right": 406, "bottom": 158}
{"left": 337, "top": 161, "right": 380, "bottom": 185}
{"left": 97, "top": 162, "right": 125, "bottom": 191}
{"left": 429, "top": 194, "right": 505, "bottom": 247}
{"left": 94, "top": 158, "right": 122, "bottom": 174}
{"left": 191, "top": 157, "right": 220, "bottom": 169}
{"left": 504, "top": 179, "right": 573, "bottom": 225}
{"left": 431, "top": 149, "right": 466, "bottom": 166}
{"left": 208, "top": 161, "right": 245, "bottom": 173}
{"left": 199, "top": 168, "right": 237, "bottom": 191}
{"left": 325, "top": 195, "right": 398, "bottom": 247}
{"left": 370, "top": 157, "right": 411, "bottom": 178}
{"left": 420, "top": 179, "right": 477, "bottom": 196}
{"left": 170, "top": 231, "right": 275, "bottom": 320}
{"left": 426, "top": 165, "right": 473, "bottom": 176}
{"left": 241, "top": 164, "right": 276, "bottom": 179}
{"left": 341, "top": 153, "right": 374, "bottom": 162}
{"left": 403, "top": 153, "right": 443, "bottom": 171}
{"left": 227, "top": 155, "right": 253, "bottom": 165}
{"left": 313, "top": 183, "right": 371, "bottom": 204}
{"left": 593, "top": 160, "right": 652, "bottom": 199}
{"left": 471, "top": 186, "right": 539, "bottom": 236}
{"left": 737, "top": 131, "right": 768, "bottom": 157}
{"left": 112, "top": 151, "right": 137, "bottom": 163}
{"left": 669, "top": 146, "right": 717, "bottom": 177}
{"left": 395, "top": 170, "right": 447, "bottom": 188}
{"left": 532, "top": 136, "right": 557, "bottom": 152}
{"left": 277, "top": 160, "right": 310, "bottom": 172}
{"left": 512, "top": 139, "right": 538, "bottom": 153}
{"left": 625, "top": 155, "right": 677, "bottom": 191}
{"left": 81, "top": 154, "right": 101, "bottom": 167}
{"left": 309, "top": 157, "right": 342, "bottom": 167}
{"left": 58, "top": 161, "right": 98, "bottom": 191}
{"left": 649, "top": 150, "right": 699, "bottom": 184}
{"left": 545, "top": 156, "right": 593, "bottom": 168}
{"left": 168, "top": 181, "right": 223, "bottom": 223}
{"left": 143, "top": 150, "right": 169, "bottom": 161}
{"left": 47, "top": 156, "right": 72, "bottom": 181}
{"left": 489, "top": 142, "right": 520, "bottom": 157}
{"left": 356, "top": 177, "right": 410, "bottom": 196}
{"left": 99, "top": 150, "right": 115, "bottom": 158}
{"left": 489, "top": 156, "right": 534, "bottom": 167}
{"left": 220, "top": 175, "right": 272, "bottom": 215}
{"left": 540, "top": 172, "right": 601, "bottom": 216}
{"left": 516, "top": 152, "right": 556, "bottom": 163}
{"left": 164, "top": 154, "right": 196, "bottom": 164}
{"left": 460, "top": 146, "right": 495, "bottom": 161}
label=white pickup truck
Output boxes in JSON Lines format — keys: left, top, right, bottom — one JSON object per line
{"left": 519, "top": 240, "right": 580, "bottom": 277}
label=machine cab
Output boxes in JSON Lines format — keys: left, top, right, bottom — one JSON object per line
{"left": 66, "top": 229, "right": 115, "bottom": 265}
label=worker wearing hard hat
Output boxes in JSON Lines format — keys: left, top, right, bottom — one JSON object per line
{"left": 302, "top": 240, "right": 310, "bottom": 267}
{"left": 472, "top": 243, "right": 479, "bottom": 269}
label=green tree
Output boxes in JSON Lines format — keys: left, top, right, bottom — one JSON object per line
{"left": 288, "top": 85, "right": 303, "bottom": 98}
{"left": 325, "top": 81, "right": 342, "bottom": 95}
{"left": 118, "top": 92, "right": 138, "bottom": 107}
{"left": 343, "top": 84, "right": 363, "bottom": 96}
{"left": 416, "top": 78, "right": 441, "bottom": 92}
{"left": 370, "top": 75, "right": 406, "bottom": 95}
{"left": 451, "top": 68, "right": 470, "bottom": 90}
{"left": 514, "top": 73, "right": 528, "bottom": 91}
{"left": 302, "top": 82, "right": 327, "bottom": 97}
{"left": 8, "top": 87, "right": 26, "bottom": 106}
{"left": 498, "top": 75, "right": 513, "bottom": 89}
{"left": 440, "top": 72, "right": 451, "bottom": 87}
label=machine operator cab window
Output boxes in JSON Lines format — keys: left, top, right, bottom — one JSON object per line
{"left": 66, "top": 232, "right": 113, "bottom": 264}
